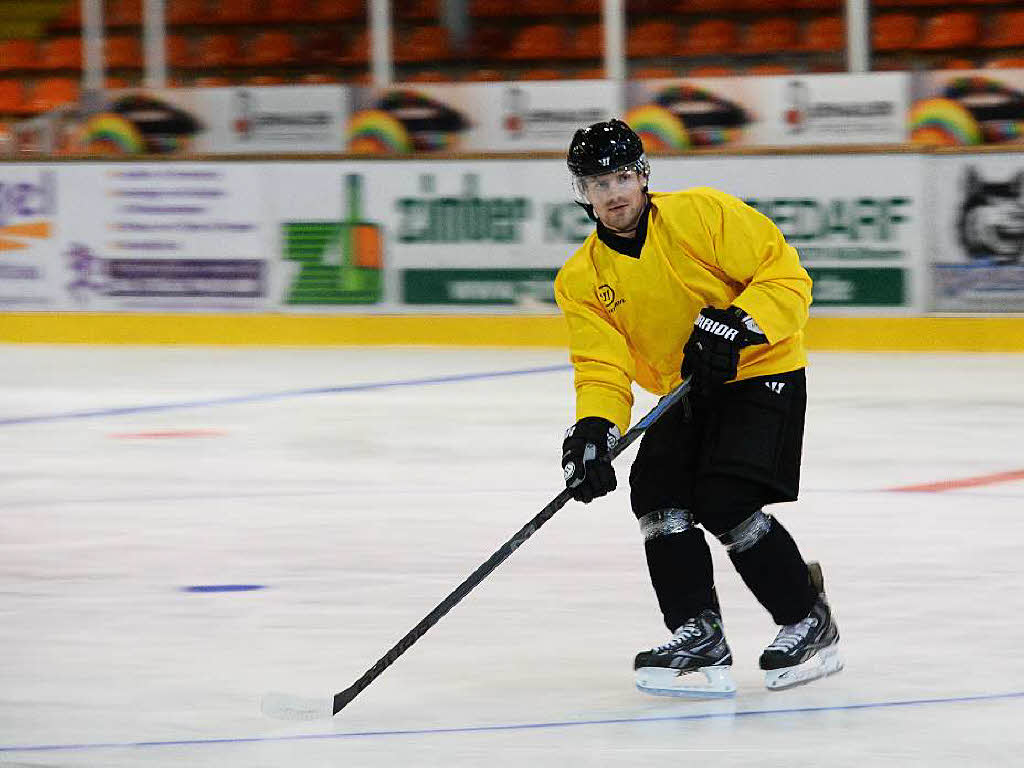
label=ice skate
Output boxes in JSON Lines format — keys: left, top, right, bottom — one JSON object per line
{"left": 634, "top": 608, "right": 737, "bottom": 698}
{"left": 760, "top": 561, "right": 843, "bottom": 690}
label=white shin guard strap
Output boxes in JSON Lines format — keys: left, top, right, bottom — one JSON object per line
{"left": 639, "top": 508, "right": 694, "bottom": 541}
{"left": 718, "top": 510, "right": 772, "bottom": 554}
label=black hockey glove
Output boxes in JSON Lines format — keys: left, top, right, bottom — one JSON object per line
{"left": 681, "top": 306, "right": 768, "bottom": 396}
{"left": 562, "top": 416, "right": 620, "bottom": 503}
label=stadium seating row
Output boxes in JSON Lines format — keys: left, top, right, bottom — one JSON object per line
{"left": 51, "top": 0, "right": 1024, "bottom": 30}
{"left": 5, "top": 9, "right": 1022, "bottom": 77}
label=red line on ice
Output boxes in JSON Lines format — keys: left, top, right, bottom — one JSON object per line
{"left": 109, "top": 429, "right": 226, "bottom": 440}
{"left": 887, "top": 469, "right": 1024, "bottom": 493}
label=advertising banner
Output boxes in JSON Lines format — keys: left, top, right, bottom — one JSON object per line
{"left": 56, "top": 163, "right": 270, "bottom": 311}
{"left": 625, "top": 73, "right": 909, "bottom": 149}
{"left": 268, "top": 154, "right": 925, "bottom": 311}
{"left": 0, "top": 165, "right": 61, "bottom": 308}
{"left": 267, "top": 159, "right": 588, "bottom": 310}
{"left": 186, "top": 85, "right": 349, "bottom": 154}
{"left": 637, "top": 154, "right": 923, "bottom": 310}
{"left": 909, "top": 69, "right": 1024, "bottom": 146}
{"left": 928, "top": 154, "right": 1024, "bottom": 312}
{"left": 345, "top": 81, "right": 615, "bottom": 153}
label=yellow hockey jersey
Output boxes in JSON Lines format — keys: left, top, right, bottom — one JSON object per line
{"left": 554, "top": 186, "right": 813, "bottom": 433}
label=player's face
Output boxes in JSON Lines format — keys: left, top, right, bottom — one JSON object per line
{"left": 582, "top": 168, "right": 648, "bottom": 234}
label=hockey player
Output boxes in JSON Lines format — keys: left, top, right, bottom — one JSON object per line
{"left": 556, "top": 119, "right": 842, "bottom": 696}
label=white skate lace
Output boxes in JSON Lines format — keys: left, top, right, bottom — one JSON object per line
{"left": 766, "top": 615, "right": 817, "bottom": 653}
{"left": 654, "top": 619, "right": 704, "bottom": 652}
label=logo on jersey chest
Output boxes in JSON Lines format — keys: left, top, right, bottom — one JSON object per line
{"left": 597, "top": 283, "right": 626, "bottom": 312}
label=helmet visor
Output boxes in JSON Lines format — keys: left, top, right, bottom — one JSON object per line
{"left": 570, "top": 155, "right": 651, "bottom": 205}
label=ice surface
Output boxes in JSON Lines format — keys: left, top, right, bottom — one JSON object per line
{"left": 1, "top": 345, "right": 1022, "bottom": 767}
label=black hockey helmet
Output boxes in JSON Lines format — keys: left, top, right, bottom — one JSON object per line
{"left": 567, "top": 119, "right": 651, "bottom": 205}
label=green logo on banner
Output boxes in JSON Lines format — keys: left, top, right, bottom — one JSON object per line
{"left": 283, "top": 175, "right": 382, "bottom": 305}
{"left": 403, "top": 268, "right": 559, "bottom": 305}
{"left": 806, "top": 267, "right": 906, "bottom": 306}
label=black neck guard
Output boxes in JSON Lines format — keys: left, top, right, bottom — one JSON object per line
{"left": 596, "top": 197, "right": 650, "bottom": 259}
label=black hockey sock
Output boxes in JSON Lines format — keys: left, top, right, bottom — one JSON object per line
{"left": 728, "top": 519, "right": 817, "bottom": 626}
{"left": 644, "top": 528, "right": 719, "bottom": 631}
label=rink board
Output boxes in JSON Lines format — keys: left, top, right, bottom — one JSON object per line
{"left": 2, "top": 312, "right": 1023, "bottom": 351}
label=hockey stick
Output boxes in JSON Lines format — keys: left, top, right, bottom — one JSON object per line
{"left": 261, "top": 377, "right": 692, "bottom": 720}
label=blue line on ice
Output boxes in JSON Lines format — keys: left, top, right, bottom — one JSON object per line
{"left": 2, "top": 691, "right": 1022, "bottom": 754}
{"left": 0, "top": 364, "right": 571, "bottom": 427}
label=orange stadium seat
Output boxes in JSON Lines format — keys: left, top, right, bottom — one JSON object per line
{"left": 933, "top": 58, "right": 975, "bottom": 70}
{"left": 632, "top": 66, "right": 677, "bottom": 79}
{"left": 503, "top": 24, "right": 566, "bottom": 60}
{"left": 916, "top": 12, "right": 979, "bottom": 50}
{"left": 986, "top": 56, "right": 1024, "bottom": 68}
{"left": 310, "top": 0, "right": 363, "bottom": 21}
{"left": 213, "top": 0, "right": 261, "bottom": 24}
{"left": 800, "top": 16, "right": 844, "bottom": 52}
{"left": 247, "top": 74, "right": 287, "bottom": 85}
{"left": 195, "top": 33, "right": 241, "bottom": 67}
{"left": 687, "top": 65, "right": 736, "bottom": 76}
{"left": 747, "top": 63, "right": 795, "bottom": 74}
{"left": 193, "top": 75, "right": 233, "bottom": 87}
{"left": 792, "top": 0, "right": 840, "bottom": 8}
{"left": 167, "top": 34, "right": 192, "bottom": 67}
{"left": 470, "top": 0, "right": 507, "bottom": 17}
{"left": 734, "top": 0, "right": 795, "bottom": 9}
{"left": 673, "top": 0, "right": 740, "bottom": 12}
{"left": 740, "top": 17, "right": 799, "bottom": 54}
{"left": 105, "top": 76, "right": 131, "bottom": 89}
{"left": 399, "top": 0, "right": 440, "bottom": 18}
{"left": 247, "top": 31, "right": 298, "bottom": 66}
{"left": 567, "top": 0, "right": 599, "bottom": 13}
{"left": 404, "top": 70, "right": 449, "bottom": 82}
{"left": 567, "top": 22, "right": 602, "bottom": 59}
{"left": 0, "top": 80, "right": 27, "bottom": 113}
{"left": 395, "top": 26, "right": 451, "bottom": 63}
{"left": 0, "top": 40, "right": 38, "bottom": 71}
{"left": 267, "top": 0, "right": 309, "bottom": 22}
{"left": 299, "top": 72, "right": 339, "bottom": 83}
{"left": 464, "top": 67, "right": 506, "bottom": 81}
{"left": 168, "top": 0, "right": 210, "bottom": 25}
{"left": 522, "top": 0, "right": 571, "bottom": 14}
{"left": 520, "top": 68, "right": 564, "bottom": 80}
{"left": 106, "top": 36, "right": 143, "bottom": 69}
{"left": 28, "top": 78, "right": 80, "bottom": 113}
{"left": 466, "top": 26, "right": 509, "bottom": 58}
{"left": 680, "top": 20, "right": 738, "bottom": 56}
{"left": 573, "top": 66, "right": 605, "bottom": 78}
{"left": 628, "top": 20, "right": 678, "bottom": 58}
{"left": 337, "top": 29, "right": 369, "bottom": 64}
{"left": 41, "top": 38, "right": 82, "bottom": 70}
{"left": 981, "top": 11, "right": 1024, "bottom": 48}
{"left": 53, "top": 2, "right": 82, "bottom": 29}
{"left": 871, "top": 14, "right": 918, "bottom": 51}
{"left": 305, "top": 29, "right": 345, "bottom": 64}
{"left": 108, "top": 0, "right": 142, "bottom": 26}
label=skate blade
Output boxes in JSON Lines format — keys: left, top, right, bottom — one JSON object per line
{"left": 635, "top": 665, "right": 737, "bottom": 699}
{"left": 764, "top": 645, "right": 844, "bottom": 691}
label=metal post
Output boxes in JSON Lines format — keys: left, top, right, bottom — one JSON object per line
{"left": 603, "top": 0, "right": 626, "bottom": 114}
{"left": 143, "top": 0, "right": 167, "bottom": 90}
{"left": 370, "top": 0, "right": 394, "bottom": 88}
{"left": 846, "top": 0, "right": 870, "bottom": 73}
{"left": 81, "top": 0, "right": 105, "bottom": 111}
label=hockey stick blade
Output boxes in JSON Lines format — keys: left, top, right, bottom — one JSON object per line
{"left": 261, "top": 691, "right": 335, "bottom": 720}
{"left": 261, "top": 377, "right": 691, "bottom": 719}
